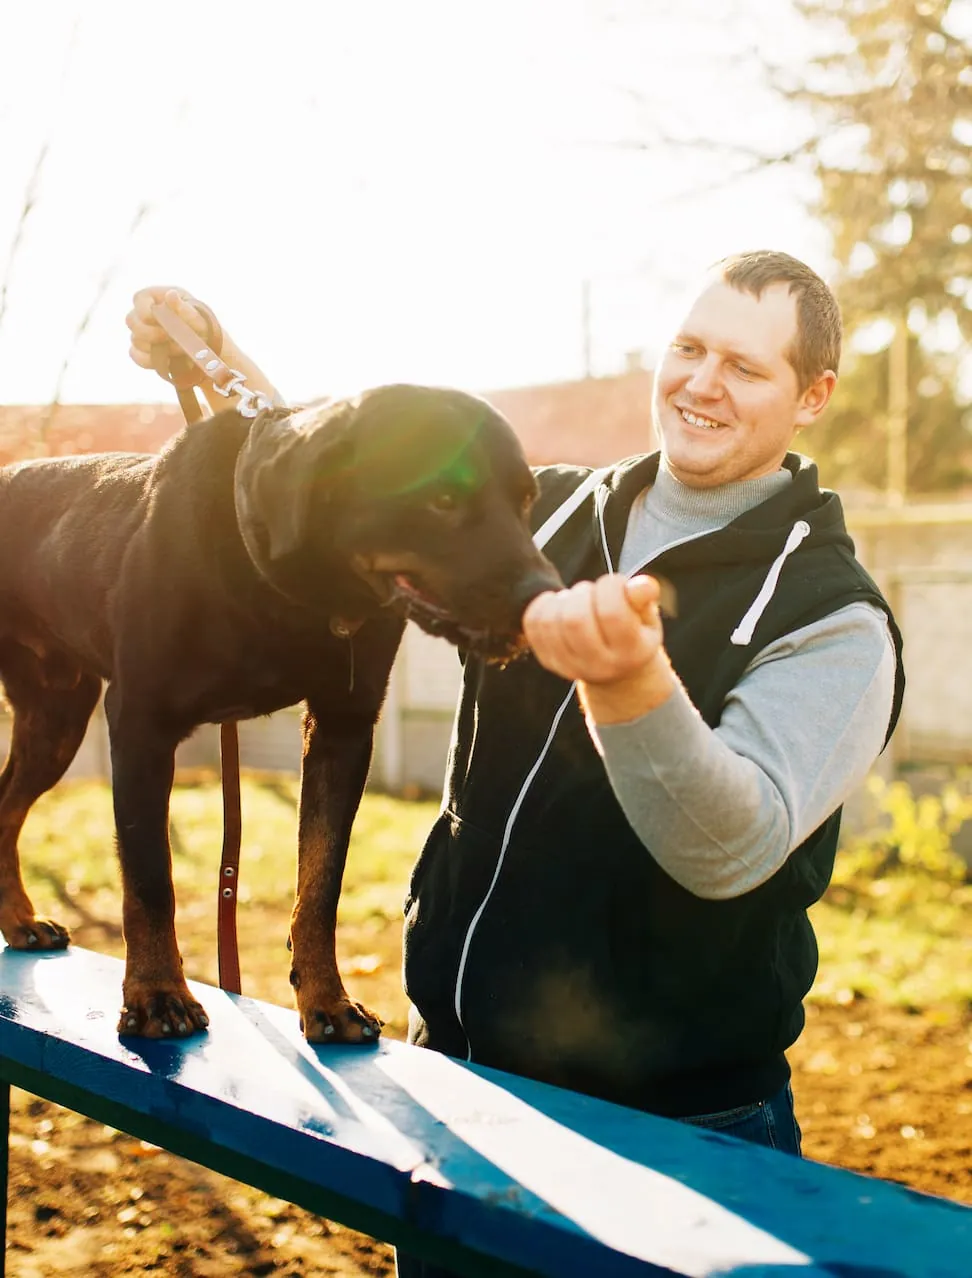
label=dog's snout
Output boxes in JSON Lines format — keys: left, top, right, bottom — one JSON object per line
{"left": 513, "top": 559, "right": 564, "bottom": 620}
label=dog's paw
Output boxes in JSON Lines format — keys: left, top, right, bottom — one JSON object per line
{"left": 299, "top": 999, "right": 383, "bottom": 1045}
{"left": 3, "top": 916, "right": 71, "bottom": 951}
{"left": 117, "top": 986, "right": 210, "bottom": 1039}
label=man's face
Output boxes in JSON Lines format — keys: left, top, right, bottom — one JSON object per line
{"left": 651, "top": 279, "right": 835, "bottom": 489}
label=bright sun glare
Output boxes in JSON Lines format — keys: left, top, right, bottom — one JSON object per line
{"left": 0, "top": 0, "right": 823, "bottom": 407}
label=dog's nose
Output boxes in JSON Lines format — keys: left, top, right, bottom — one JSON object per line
{"left": 513, "top": 559, "right": 564, "bottom": 620}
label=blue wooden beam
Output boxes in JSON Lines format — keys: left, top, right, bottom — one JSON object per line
{"left": 1, "top": 945, "right": 970, "bottom": 1277}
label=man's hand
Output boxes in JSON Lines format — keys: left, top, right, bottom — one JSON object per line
{"left": 523, "top": 574, "right": 678, "bottom": 724}
{"left": 126, "top": 286, "right": 282, "bottom": 414}
{"left": 126, "top": 286, "right": 216, "bottom": 373}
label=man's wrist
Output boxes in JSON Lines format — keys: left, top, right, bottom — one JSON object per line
{"left": 578, "top": 650, "right": 678, "bottom": 725}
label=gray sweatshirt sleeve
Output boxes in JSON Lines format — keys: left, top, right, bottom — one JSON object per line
{"left": 589, "top": 602, "right": 897, "bottom": 899}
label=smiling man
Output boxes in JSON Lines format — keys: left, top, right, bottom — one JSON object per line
{"left": 399, "top": 251, "right": 904, "bottom": 1211}
{"left": 129, "top": 252, "right": 904, "bottom": 1278}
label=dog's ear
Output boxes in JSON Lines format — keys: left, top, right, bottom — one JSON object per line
{"left": 234, "top": 400, "right": 356, "bottom": 564}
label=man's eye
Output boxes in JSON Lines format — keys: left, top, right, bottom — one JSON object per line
{"left": 733, "top": 362, "right": 756, "bottom": 377}
{"left": 671, "top": 342, "right": 697, "bottom": 357}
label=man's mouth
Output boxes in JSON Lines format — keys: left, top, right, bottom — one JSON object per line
{"left": 679, "top": 407, "right": 728, "bottom": 431}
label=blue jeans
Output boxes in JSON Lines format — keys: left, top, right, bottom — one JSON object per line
{"left": 679, "top": 1082, "right": 803, "bottom": 1154}
{"left": 395, "top": 1084, "right": 802, "bottom": 1278}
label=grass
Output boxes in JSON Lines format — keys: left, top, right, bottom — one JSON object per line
{"left": 15, "top": 772, "right": 972, "bottom": 1025}
{"left": 17, "top": 771, "right": 437, "bottom": 1037}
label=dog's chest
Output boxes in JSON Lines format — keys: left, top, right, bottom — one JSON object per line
{"left": 175, "top": 632, "right": 355, "bottom": 726}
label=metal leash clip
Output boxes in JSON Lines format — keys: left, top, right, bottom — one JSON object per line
{"left": 213, "top": 372, "right": 274, "bottom": 419}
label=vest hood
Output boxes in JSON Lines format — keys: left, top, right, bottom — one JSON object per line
{"left": 598, "top": 452, "right": 853, "bottom": 572}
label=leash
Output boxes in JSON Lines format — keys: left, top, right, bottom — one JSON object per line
{"left": 150, "top": 299, "right": 272, "bottom": 995}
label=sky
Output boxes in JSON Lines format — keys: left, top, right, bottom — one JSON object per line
{"left": 0, "top": 0, "right": 828, "bottom": 406}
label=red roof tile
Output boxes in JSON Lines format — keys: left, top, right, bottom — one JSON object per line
{"left": 484, "top": 369, "right": 656, "bottom": 466}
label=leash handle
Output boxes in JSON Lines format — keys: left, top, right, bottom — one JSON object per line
{"left": 151, "top": 300, "right": 273, "bottom": 419}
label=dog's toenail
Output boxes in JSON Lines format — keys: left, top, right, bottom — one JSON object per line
{"left": 161, "top": 1021, "right": 171, "bottom": 1034}
{"left": 127, "top": 1016, "right": 137, "bottom": 1028}
{"left": 323, "top": 1024, "right": 335, "bottom": 1036}
{"left": 26, "top": 933, "right": 38, "bottom": 946}
{"left": 178, "top": 1022, "right": 187, "bottom": 1033}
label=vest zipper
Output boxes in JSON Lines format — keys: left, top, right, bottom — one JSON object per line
{"left": 451, "top": 491, "right": 810, "bottom": 1058}
{"left": 451, "top": 481, "right": 730, "bottom": 1059}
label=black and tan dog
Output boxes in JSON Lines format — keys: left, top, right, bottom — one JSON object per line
{"left": 0, "top": 386, "right": 560, "bottom": 1041}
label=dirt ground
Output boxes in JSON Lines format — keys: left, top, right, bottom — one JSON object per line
{"left": 7, "top": 922, "right": 972, "bottom": 1276}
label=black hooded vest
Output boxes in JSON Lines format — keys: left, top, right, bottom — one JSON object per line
{"left": 403, "top": 453, "right": 904, "bottom": 1118}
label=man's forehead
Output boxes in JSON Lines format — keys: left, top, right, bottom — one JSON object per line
{"left": 672, "top": 279, "right": 798, "bottom": 355}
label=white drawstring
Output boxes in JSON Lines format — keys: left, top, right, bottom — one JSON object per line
{"left": 730, "top": 520, "right": 811, "bottom": 646}
{"left": 533, "top": 467, "right": 612, "bottom": 550}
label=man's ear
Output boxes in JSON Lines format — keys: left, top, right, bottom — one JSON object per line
{"left": 234, "top": 399, "right": 356, "bottom": 564}
{"left": 795, "top": 369, "right": 838, "bottom": 429}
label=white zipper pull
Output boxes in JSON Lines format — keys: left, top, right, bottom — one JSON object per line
{"left": 730, "top": 520, "right": 811, "bottom": 647}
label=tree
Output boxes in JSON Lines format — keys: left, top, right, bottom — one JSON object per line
{"left": 786, "top": 0, "right": 972, "bottom": 493}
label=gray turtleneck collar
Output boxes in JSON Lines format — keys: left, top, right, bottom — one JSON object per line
{"left": 618, "top": 459, "right": 792, "bottom": 575}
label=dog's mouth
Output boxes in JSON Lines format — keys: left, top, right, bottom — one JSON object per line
{"left": 364, "top": 567, "right": 525, "bottom": 661}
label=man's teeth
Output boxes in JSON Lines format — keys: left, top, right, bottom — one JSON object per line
{"left": 681, "top": 409, "right": 724, "bottom": 430}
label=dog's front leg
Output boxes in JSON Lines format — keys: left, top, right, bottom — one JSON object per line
{"left": 105, "top": 688, "right": 209, "bottom": 1038}
{"left": 289, "top": 706, "right": 381, "bottom": 1044}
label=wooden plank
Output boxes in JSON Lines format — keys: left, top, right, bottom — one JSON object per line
{"left": 2, "top": 944, "right": 971, "bottom": 1278}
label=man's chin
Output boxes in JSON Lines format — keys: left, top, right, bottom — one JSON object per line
{"left": 660, "top": 443, "right": 733, "bottom": 490}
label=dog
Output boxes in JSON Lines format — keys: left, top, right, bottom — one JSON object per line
{"left": 0, "top": 386, "right": 561, "bottom": 1041}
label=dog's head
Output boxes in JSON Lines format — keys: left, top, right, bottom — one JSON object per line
{"left": 234, "top": 385, "right": 562, "bottom": 660}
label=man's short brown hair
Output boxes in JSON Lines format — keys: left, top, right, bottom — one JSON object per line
{"left": 711, "top": 250, "right": 842, "bottom": 391}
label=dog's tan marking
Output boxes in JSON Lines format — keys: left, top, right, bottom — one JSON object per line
{"left": 118, "top": 910, "right": 209, "bottom": 1038}
{"left": 289, "top": 799, "right": 381, "bottom": 1044}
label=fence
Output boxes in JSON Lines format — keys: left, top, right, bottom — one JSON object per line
{"left": 2, "top": 503, "right": 971, "bottom": 794}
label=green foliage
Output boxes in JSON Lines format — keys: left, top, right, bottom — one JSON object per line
{"left": 788, "top": 0, "right": 972, "bottom": 491}
{"left": 833, "top": 774, "right": 970, "bottom": 890}
{"left": 806, "top": 342, "right": 972, "bottom": 491}
{"left": 810, "top": 776, "right": 972, "bottom": 1006}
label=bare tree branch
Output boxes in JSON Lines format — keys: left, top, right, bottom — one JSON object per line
{"left": 37, "top": 201, "right": 153, "bottom": 450}
{"left": 0, "top": 143, "right": 50, "bottom": 337}
{"left": 0, "top": 17, "right": 81, "bottom": 340}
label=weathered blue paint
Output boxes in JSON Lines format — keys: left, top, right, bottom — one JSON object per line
{"left": 1, "top": 944, "right": 970, "bottom": 1277}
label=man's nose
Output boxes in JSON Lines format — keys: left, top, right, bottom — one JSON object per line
{"left": 685, "top": 357, "right": 723, "bottom": 399}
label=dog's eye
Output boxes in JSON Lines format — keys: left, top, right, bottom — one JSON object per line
{"left": 428, "top": 490, "right": 459, "bottom": 515}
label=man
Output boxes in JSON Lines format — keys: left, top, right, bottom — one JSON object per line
{"left": 129, "top": 252, "right": 902, "bottom": 1268}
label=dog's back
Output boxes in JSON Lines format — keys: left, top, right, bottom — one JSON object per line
{"left": 0, "top": 452, "right": 157, "bottom": 675}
